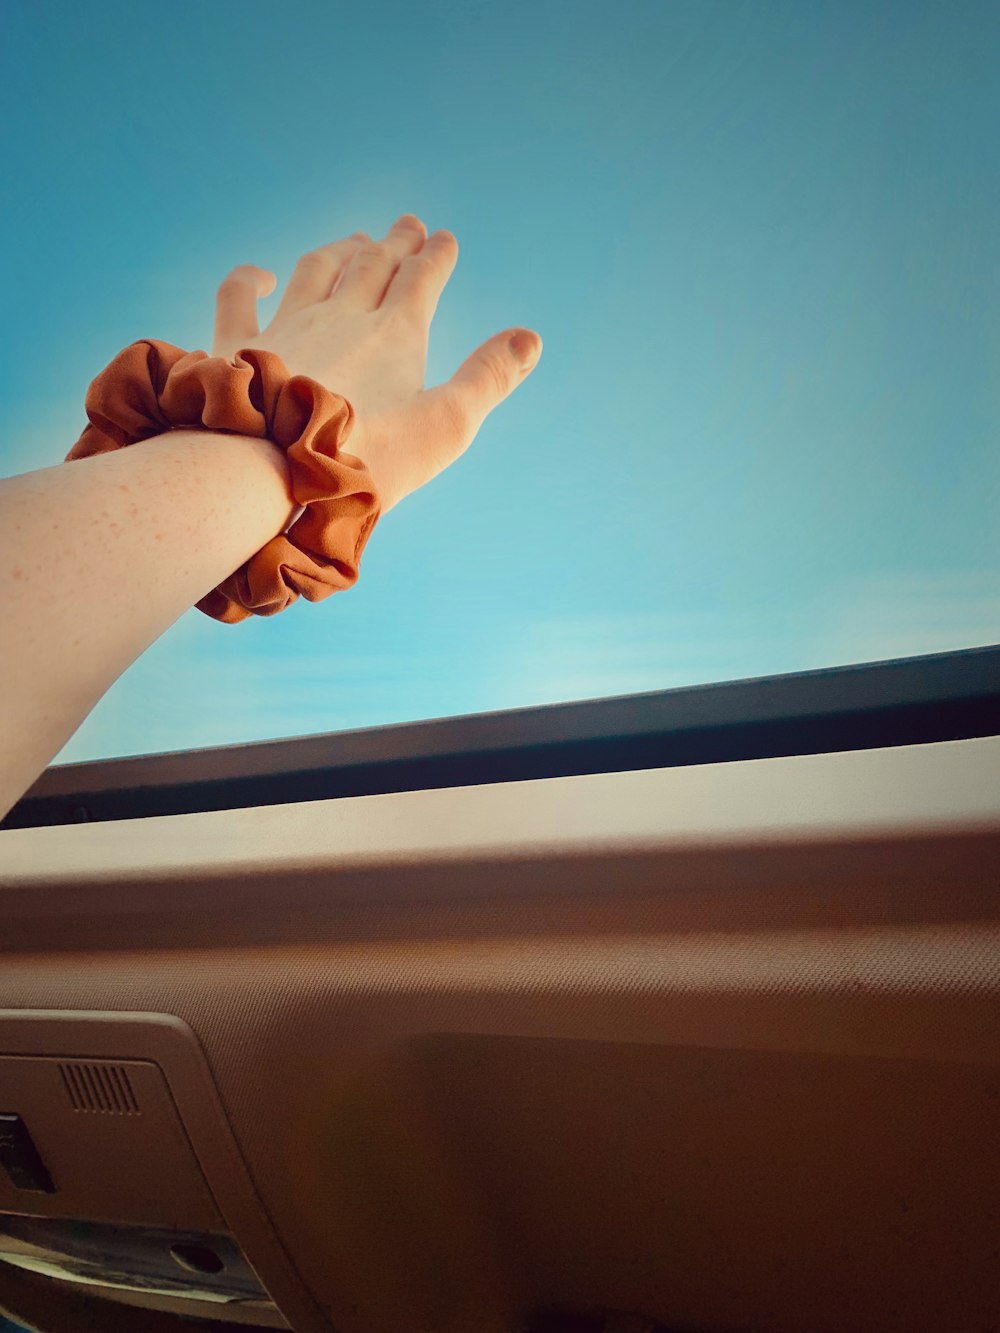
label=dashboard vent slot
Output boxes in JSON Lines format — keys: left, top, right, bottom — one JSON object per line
{"left": 58, "top": 1062, "right": 139, "bottom": 1115}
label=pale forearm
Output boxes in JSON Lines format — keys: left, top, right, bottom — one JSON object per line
{"left": 0, "top": 430, "right": 297, "bottom": 821}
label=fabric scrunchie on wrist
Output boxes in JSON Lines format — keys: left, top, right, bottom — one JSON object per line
{"left": 65, "top": 339, "right": 382, "bottom": 624}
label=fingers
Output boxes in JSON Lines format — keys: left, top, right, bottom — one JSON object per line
{"left": 330, "top": 215, "right": 428, "bottom": 311}
{"left": 213, "top": 265, "right": 276, "bottom": 355}
{"left": 272, "top": 231, "right": 370, "bottom": 320}
{"left": 380, "top": 230, "right": 459, "bottom": 325}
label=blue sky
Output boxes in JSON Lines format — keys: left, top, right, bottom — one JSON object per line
{"left": 2, "top": 0, "right": 997, "bottom": 765}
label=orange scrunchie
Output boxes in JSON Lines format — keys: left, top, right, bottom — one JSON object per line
{"left": 65, "top": 339, "right": 381, "bottom": 623}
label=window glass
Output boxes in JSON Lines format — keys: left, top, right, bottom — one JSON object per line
{"left": 2, "top": 0, "right": 996, "bottom": 764}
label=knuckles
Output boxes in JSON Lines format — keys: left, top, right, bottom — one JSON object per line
{"left": 480, "top": 350, "right": 511, "bottom": 399}
{"left": 296, "top": 250, "right": 334, "bottom": 271}
{"left": 401, "top": 252, "right": 437, "bottom": 277}
{"left": 354, "top": 242, "right": 390, "bottom": 265}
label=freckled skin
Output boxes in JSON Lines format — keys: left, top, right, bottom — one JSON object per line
{"left": 0, "top": 429, "right": 291, "bottom": 820}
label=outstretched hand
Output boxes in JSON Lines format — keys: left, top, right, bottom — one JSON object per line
{"left": 211, "top": 214, "right": 541, "bottom": 515}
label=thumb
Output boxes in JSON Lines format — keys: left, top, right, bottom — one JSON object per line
{"left": 379, "top": 327, "right": 542, "bottom": 511}
{"left": 443, "top": 328, "right": 542, "bottom": 430}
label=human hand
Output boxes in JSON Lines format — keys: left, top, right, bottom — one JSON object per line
{"left": 211, "top": 214, "right": 542, "bottom": 515}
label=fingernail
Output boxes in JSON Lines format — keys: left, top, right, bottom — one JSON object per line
{"left": 509, "top": 330, "right": 540, "bottom": 370}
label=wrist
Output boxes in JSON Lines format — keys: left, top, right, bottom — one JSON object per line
{"left": 162, "top": 429, "right": 297, "bottom": 535}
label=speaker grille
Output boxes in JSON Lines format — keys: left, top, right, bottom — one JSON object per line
{"left": 58, "top": 1062, "right": 139, "bottom": 1115}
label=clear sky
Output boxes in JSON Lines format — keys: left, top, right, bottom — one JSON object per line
{"left": 2, "top": 0, "right": 997, "bottom": 766}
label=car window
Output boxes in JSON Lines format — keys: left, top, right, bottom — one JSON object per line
{"left": 2, "top": 0, "right": 996, "bottom": 766}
